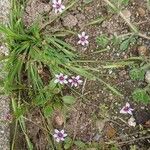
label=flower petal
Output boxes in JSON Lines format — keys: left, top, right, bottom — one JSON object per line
{"left": 128, "top": 110, "right": 133, "bottom": 115}
{"left": 61, "top": 5, "right": 65, "bottom": 10}
{"left": 58, "top": 0, "right": 62, "bottom": 4}
{"left": 52, "top": 4, "right": 57, "bottom": 8}
{"left": 60, "top": 137, "right": 65, "bottom": 141}
{"left": 78, "top": 80, "right": 83, "bottom": 84}
{"left": 68, "top": 79, "right": 72, "bottom": 83}
{"left": 55, "top": 74, "right": 60, "bottom": 78}
{"left": 53, "top": 134, "right": 58, "bottom": 138}
{"left": 120, "top": 107, "right": 127, "bottom": 114}
{"left": 81, "top": 41, "right": 86, "bottom": 46}
{"left": 81, "top": 32, "right": 85, "bottom": 36}
{"left": 56, "top": 138, "right": 60, "bottom": 142}
{"left": 54, "top": 9, "right": 58, "bottom": 13}
{"left": 85, "top": 40, "right": 89, "bottom": 45}
{"left": 85, "top": 35, "right": 89, "bottom": 39}
{"left": 74, "top": 83, "right": 78, "bottom": 87}
{"left": 54, "top": 129, "right": 59, "bottom": 134}
{"left": 76, "top": 75, "right": 80, "bottom": 80}
{"left": 60, "top": 81, "right": 64, "bottom": 84}
{"left": 60, "top": 130, "right": 64, "bottom": 134}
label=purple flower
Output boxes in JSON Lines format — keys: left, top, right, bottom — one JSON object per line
{"left": 54, "top": 73, "right": 68, "bottom": 84}
{"left": 53, "top": 129, "right": 67, "bottom": 142}
{"left": 120, "top": 102, "right": 134, "bottom": 115}
{"left": 52, "top": 0, "right": 65, "bottom": 13}
{"left": 68, "top": 75, "right": 83, "bottom": 87}
{"left": 78, "top": 32, "right": 89, "bottom": 46}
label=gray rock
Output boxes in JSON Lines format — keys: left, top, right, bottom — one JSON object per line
{"left": 0, "top": 0, "right": 10, "bottom": 149}
{"left": 62, "top": 14, "right": 78, "bottom": 28}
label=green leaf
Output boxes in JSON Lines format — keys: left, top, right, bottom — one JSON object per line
{"left": 64, "top": 137, "right": 72, "bottom": 149}
{"left": 132, "top": 89, "right": 150, "bottom": 104}
{"left": 43, "top": 105, "right": 53, "bottom": 117}
{"left": 129, "top": 68, "right": 145, "bottom": 81}
{"left": 74, "top": 140, "right": 86, "bottom": 148}
{"left": 62, "top": 96, "right": 76, "bottom": 105}
{"left": 96, "top": 35, "right": 109, "bottom": 48}
{"left": 120, "top": 38, "right": 130, "bottom": 51}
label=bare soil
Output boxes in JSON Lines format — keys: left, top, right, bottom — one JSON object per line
{"left": 14, "top": 0, "right": 150, "bottom": 149}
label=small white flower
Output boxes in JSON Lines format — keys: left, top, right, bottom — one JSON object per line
{"left": 52, "top": 0, "right": 65, "bottom": 13}
{"left": 128, "top": 116, "right": 136, "bottom": 127}
{"left": 120, "top": 102, "right": 134, "bottom": 115}
{"left": 54, "top": 73, "right": 68, "bottom": 84}
{"left": 53, "top": 129, "right": 67, "bottom": 142}
{"left": 68, "top": 75, "right": 83, "bottom": 87}
{"left": 78, "top": 32, "right": 89, "bottom": 46}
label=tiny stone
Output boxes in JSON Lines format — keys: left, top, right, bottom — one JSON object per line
{"left": 122, "top": 9, "right": 131, "bottom": 20}
{"left": 137, "top": 7, "right": 146, "bottom": 17}
{"left": 137, "top": 45, "right": 148, "bottom": 56}
{"left": 62, "top": 14, "right": 78, "bottom": 28}
{"left": 0, "top": 130, "right": 4, "bottom": 134}
{"left": 145, "top": 70, "right": 150, "bottom": 84}
{"left": 108, "top": 70, "right": 113, "bottom": 74}
{"left": 93, "top": 133, "right": 101, "bottom": 141}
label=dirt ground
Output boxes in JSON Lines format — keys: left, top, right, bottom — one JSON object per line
{"left": 14, "top": 0, "right": 150, "bottom": 149}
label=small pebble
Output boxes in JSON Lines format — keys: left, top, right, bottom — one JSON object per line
{"left": 138, "top": 7, "right": 146, "bottom": 17}
{"left": 137, "top": 45, "right": 148, "bottom": 56}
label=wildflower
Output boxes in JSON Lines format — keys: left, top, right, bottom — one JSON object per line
{"left": 78, "top": 32, "right": 89, "bottom": 46}
{"left": 53, "top": 129, "right": 67, "bottom": 142}
{"left": 68, "top": 75, "right": 83, "bottom": 87}
{"left": 128, "top": 116, "right": 136, "bottom": 127}
{"left": 54, "top": 73, "right": 68, "bottom": 84}
{"left": 120, "top": 102, "right": 134, "bottom": 115}
{"left": 52, "top": 0, "right": 65, "bottom": 13}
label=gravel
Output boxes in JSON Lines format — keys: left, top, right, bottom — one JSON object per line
{"left": 0, "top": 0, "right": 10, "bottom": 149}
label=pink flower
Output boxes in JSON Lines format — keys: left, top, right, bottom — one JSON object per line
{"left": 68, "top": 75, "right": 83, "bottom": 87}
{"left": 120, "top": 102, "right": 134, "bottom": 115}
{"left": 54, "top": 73, "right": 68, "bottom": 84}
{"left": 78, "top": 32, "right": 89, "bottom": 46}
{"left": 52, "top": 0, "right": 65, "bottom": 13}
{"left": 53, "top": 129, "right": 67, "bottom": 142}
